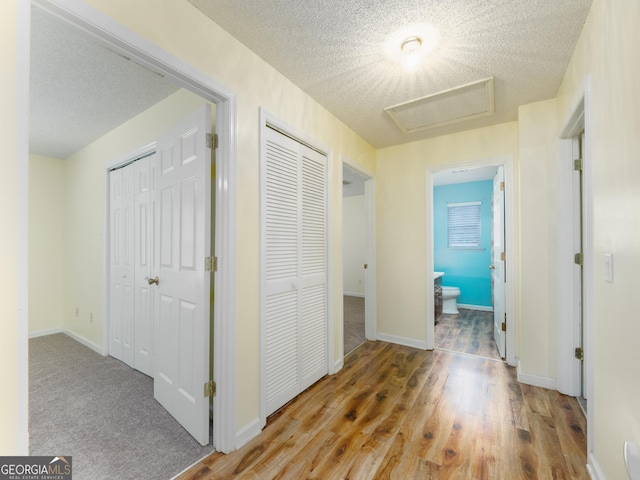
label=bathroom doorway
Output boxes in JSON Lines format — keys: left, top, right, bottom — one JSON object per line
{"left": 428, "top": 157, "right": 515, "bottom": 364}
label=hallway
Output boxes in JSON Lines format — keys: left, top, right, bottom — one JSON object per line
{"left": 178, "top": 341, "right": 587, "bottom": 479}
{"left": 435, "top": 308, "right": 501, "bottom": 361}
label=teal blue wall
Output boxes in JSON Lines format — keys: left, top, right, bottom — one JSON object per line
{"left": 434, "top": 180, "right": 493, "bottom": 307}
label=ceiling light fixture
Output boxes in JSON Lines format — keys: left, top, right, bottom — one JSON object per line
{"left": 401, "top": 36, "right": 423, "bottom": 72}
{"left": 401, "top": 36, "right": 422, "bottom": 53}
{"left": 384, "top": 24, "right": 440, "bottom": 73}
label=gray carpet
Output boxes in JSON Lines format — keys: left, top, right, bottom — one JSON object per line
{"left": 29, "top": 334, "right": 214, "bottom": 480}
{"left": 344, "top": 295, "right": 366, "bottom": 354}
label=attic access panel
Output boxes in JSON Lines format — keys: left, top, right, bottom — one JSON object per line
{"left": 384, "top": 77, "right": 495, "bottom": 134}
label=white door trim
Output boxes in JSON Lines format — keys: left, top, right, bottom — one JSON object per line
{"left": 557, "top": 75, "right": 594, "bottom": 458}
{"left": 426, "top": 155, "right": 516, "bottom": 366}
{"left": 339, "top": 157, "right": 377, "bottom": 352}
{"left": 17, "top": 0, "right": 31, "bottom": 455}
{"left": 33, "top": 0, "right": 237, "bottom": 453}
{"left": 258, "top": 108, "right": 333, "bottom": 426}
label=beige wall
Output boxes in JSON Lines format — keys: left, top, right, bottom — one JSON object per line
{"left": 1, "top": 0, "right": 27, "bottom": 455}
{"left": 29, "top": 155, "right": 66, "bottom": 334}
{"left": 342, "top": 195, "right": 366, "bottom": 296}
{"left": 61, "top": 88, "right": 208, "bottom": 346}
{"left": 517, "top": 98, "right": 558, "bottom": 380}
{"left": 376, "top": 122, "right": 518, "bottom": 344}
{"left": 557, "top": 0, "right": 640, "bottom": 477}
{"left": 67, "top": 0, "right": 377, "bottom": 436}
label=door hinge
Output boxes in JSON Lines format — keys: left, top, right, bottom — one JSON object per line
{"left": 575, "top": 347, "right": 584, "bottom": 361}
{"left": 205, "top": 256, "right": 218, "bottom": 272}
{"left": 500, "top": 181, "right": 505, "bottom": 191}
{"left": 574, "top": 253, "right": 584, "bottom": 266}
{"left": 206, "top": 133, "right": 218, "bottom": 149}
{"left": 500, "top": 251, "right": 506, "bottom": 262}
{"left": 574, "top": 158, "right": 583, "bottom": 172}
{"left": 204, "top": 380, "right": 217, "bottom": 397}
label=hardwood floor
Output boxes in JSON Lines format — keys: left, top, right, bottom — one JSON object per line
{"left": 435, "top": 308, "right": 501, "bottom": 360}
{"left": 178, "top": 342, "right": 587, "bottom": 480}
{"left": 344, "top": 295, "right": 366, "bottom": 355}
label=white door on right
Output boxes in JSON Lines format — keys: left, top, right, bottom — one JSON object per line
{"left": 492, "top": 166, "right": 506, "bottom": 359}
{"left": 153, "top": 105, "right": 212, "bottom": 446}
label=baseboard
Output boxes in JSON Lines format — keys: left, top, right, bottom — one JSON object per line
{"left": 63, "top": 329, "right": 105, "bottom": 356}
{"left": 587, "top": 452, "right": 606, "bottom": 480}
{"left": 28, "top": 327, "right": 63, "bottom": 338}
{"left": 517, "top": 360, "right": 557, "bottom": 390}
{"left": 235, "top": 417, "right": 262, "bottom": 450}
{"left": 377, "top": 333, "right": 428, "bottom": 350}
{"left": 343, "top": 292, "right": 364, "bottom": 298}
{"left": 457, "top": 304, "right": 493, "bottom": 312}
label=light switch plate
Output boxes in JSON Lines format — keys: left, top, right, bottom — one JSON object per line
{"left": 604, "top": 253, "right": 614, "bottom": 283}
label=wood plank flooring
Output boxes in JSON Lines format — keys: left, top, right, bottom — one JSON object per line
{"left": 178, "top": 342, "right": 587, "bottom": 480}
{"left": 344, "top": 295, "right": 366, "bottom": 355}
{"left": 435, "top": 308, "right": 501, "bottom": 360}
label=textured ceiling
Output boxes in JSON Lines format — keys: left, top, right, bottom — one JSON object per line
{"left": 30, "top": 7, "right": 179, "bottom": 159}
{"left": 188, "top": 0, "right": 591, "bottom": 148}
{"left": 30, "top": 1, "right": 592, "bottom": 158}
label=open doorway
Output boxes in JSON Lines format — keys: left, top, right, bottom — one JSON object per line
{"left": 432, "top": 166, "right": 500, "bottom": 360}
{"left": 427, "top": 156, "right": 515, "bottom": 365}
{"left": 557, "top": 80, "right": 593, "bottom": 460}
{"left": 27, "top": 1, "right": 237, "bottom": 473}
{"left": 341, "top": 161, "right": 375, "bottom": 356}
{"left": 557, "top": 85, "right": 591, "bottom": 418}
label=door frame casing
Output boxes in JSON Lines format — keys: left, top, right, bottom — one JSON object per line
{"left": 258, "top": 108, "right": 334, "bottom": 428}
{"left": 33, "top": 0, "right": 237, "bottom": 453}
{"left": 339, "top": 157, "right": 377, "bottom": 365}
{"left": 426, "top": 155, "right": 516, "bottom": 366}
{"left": 556, "top": 75, "right": 594, "bottom": 460}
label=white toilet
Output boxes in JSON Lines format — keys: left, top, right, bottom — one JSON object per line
{"left": 442, "top": 286, "right": 461, "bottom": 314}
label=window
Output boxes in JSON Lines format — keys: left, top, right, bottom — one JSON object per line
{"left": 447, "top": 201, "right": 482, "bottom": 249}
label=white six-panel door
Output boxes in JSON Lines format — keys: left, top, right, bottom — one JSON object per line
{"left": 153, "top": 105, "right": 211, "bottom": 446}
{"left": 133, "top": 155, "right": 154, "bottom": 377}
{"left": 262, "top": 126, "right": 328, "bottom": 417}
{"left": 109, "top": 163, "right": 135, "bottom": 368}
{"left": 109, "top": 105, "right": 211, "bottom": 445}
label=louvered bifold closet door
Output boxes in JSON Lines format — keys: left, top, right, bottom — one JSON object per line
{"left": 264, "top": 129, "right": 301, "bottom": 416}
{"left": 263, "top": 127, "right": 328, "bottom": 417}
{"left": 300, "top": 148, "right": 327, "bottom": 391}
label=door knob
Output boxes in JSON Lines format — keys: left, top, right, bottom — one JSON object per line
{"left": 147, "top": 276, "right": 159, "bottom": 285}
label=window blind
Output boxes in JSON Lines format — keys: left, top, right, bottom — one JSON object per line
{"left": 447, "top": 201, "right": 482, "bottom": 248}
